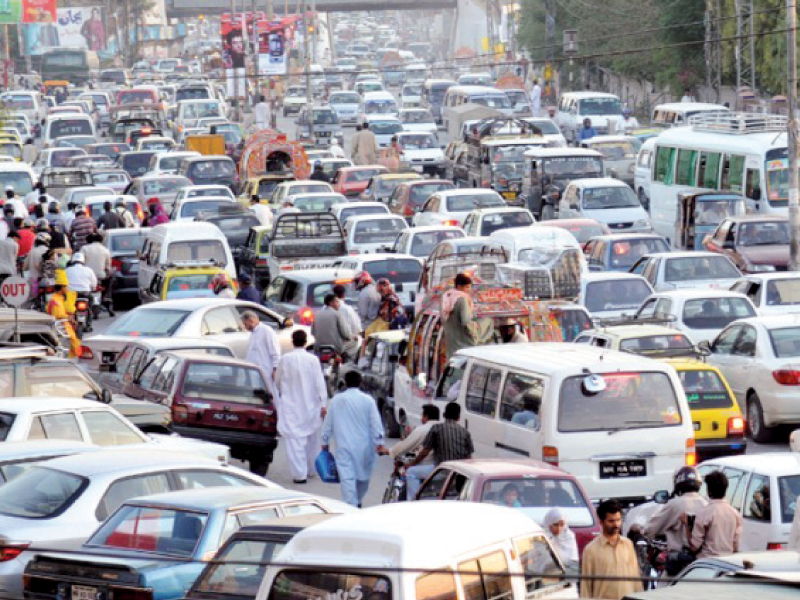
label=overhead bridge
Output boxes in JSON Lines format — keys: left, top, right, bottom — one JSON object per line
{"left": 166, "top": 0, "right": 457, "bottom": 19}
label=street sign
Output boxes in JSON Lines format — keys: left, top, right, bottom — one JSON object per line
{"left": 1, "top": 276, "right": 30, "bottom": 308}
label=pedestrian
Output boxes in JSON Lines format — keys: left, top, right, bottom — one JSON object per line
{"left": 309, "top": 161, "right": 330, "bottom": 183}
{"left": 577, "top": 118, "right": 597, "bottom": 143}
{"left": 376, "top": 278, "right": 406, "bottom": 331}
{"left": 580, "top": 499, "right": 643, "bottom": 599}
{"left": 441, "top": 273, "right": 493, "bottom": 360}
{"left": 355, "top": 270, "right": 380, "bottom": 330}
{"left": 69, "top": 206, "right": 97, "bottom": 251}
{"left": 62, "top": 202, "right": 77, "bottom": 232}
{"left": 530, "top": 78, "right": 542, "bottom": 117}
{"left": 0, "top": 233, "right": 18, "bottom": 282}
{"left": 311, "top": 293, "right": 358, "bottom": 360}
{"left": 321, "top": 370, "right": 387, "bottom": 507}
{"left": 236, "top": 273, "right": 262, "bottom": 304}
{"left": 689, "top": 470, "right": 743, "bottom": 558}
{"left": 242, "top": 310, "right": 281, "bottom": 383}
{"left": 388, "top": 403, "right": 439, "bottom": 463}
{"left": 351, "top": 121, "right": 379, "bottom": 165}
{"left": 544, "top": 507, "right": 579, "bottom": 567}
{"left": 255, "top": 95, "right": 270, "bottom": 130}
{"left": 275, "top": 330, "right": 328, "bottom": 484}
{"left": 249, "top": 194, "right": 273, "bottom": 227}
{"left": 22, "top": 138, "right": 37, "bottom": 164}
{"left": 97, "top": 201, "right": 123, "bottom": 230}
{"left": 405, "top": 402, "right": 473, "bottom": 500}
{"left": 645, "top": 466, "right": 707, "bottom": 574}
{"left": 4, "top": 186, "right": 28, "bottom": 219}
{"left": 82, "top": 232, "right": 115, "bottom": 316}
{"left": 329, "top": 138, "right": 346, "bottom": 158}
{"left": 143, "top": 198, "right": 169, "bottom": 226}
{"left": 333, "top": 283, "right": 361, "bottom": 337}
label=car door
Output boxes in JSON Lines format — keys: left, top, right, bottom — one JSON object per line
{"left": 494, "top": 370, "right": 545, "bottom": 460}
{"left": 263, "top": 276, "right": 287, "bottom": 310}
{"left": 417, "top": 466, "right": 454, "bottom": 500}
{"left": 462, "top": 213, "right": 476, "bottom": 237}
{"left": 640, "top": 258, "right": 660, "bottom": 288}
{"left": 741, "top": 472, "right": 772, "bottom": 550}
{"left": 707, "top": 324, "right": 749, "bottom": 402}
{"left": 416, "top": 197, "right": 436, "bottom": 227}
{"left": 201, "top": 306, "right": 248, "bottom": 358}
{"left": 560, "top": 185, "right": 579, "bottom": 218}
{"left": 461, "top": 362, "right": 504, "bottom": 457}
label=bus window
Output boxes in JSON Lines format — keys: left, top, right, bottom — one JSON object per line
{"left": 654, "top": 146, "right": 675, "bottom": 184}
{"left": 675, "top": 149, "right": 697, "bottom": 186}
{"left": 745, "top": 168, "right": 761, "bottom": 200}
{"left": 698, "top": 152, "right": 722, "bottom": 188}
{"left": 722, "top": 155, "right": 745, "bottom": 191}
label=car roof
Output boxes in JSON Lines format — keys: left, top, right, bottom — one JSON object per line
{"left": 126, "top": 486, "right": 321, "bottom": 511}
{"left": 470, "top": 206, "right": 530, "bottom": 215}
{"left": 276, "top": 268, "right": 358, "bottom": 283}
{"left": 583, "top": 272, "right": 649, "bottom": 283}
{"left": 121, "top": 337, "right": 229, "bottom": 351}
{"left": 342, "top": 252, "right": 420, "bottom": 263}
{"left": 562, "top": 91, "right": 619, "bottom": 99}
{"left": 43, "top": 449, "right": 228, "bottom": 477}
{"left": 734, "top": 314, "right": 800, "bottom": 330}
{"left": 589, "top": 233, "right": 667, "bottom": 242}
{"left": 437, "top": 458, "right": 573, "bottom": 478}
{"left": 130, "top": 298, "right": 256, "bottom": 310}
{"left": 436, "top": 188, "right": 500, "bottom": 198}
{"left": 407, "top": 225, "right": 464, "bottom": 234}
{"left": 702, "top": 452, "right": 800, "bottom": 476}
{"left": 570, "top": 177, "right": 631, "bottom": 188}
{"left": 232, "top": 514, "right": 338, "bottom": 536}
{"left": 0, "top": 396, "right": 109, "bottom": 413}
{"left": 332, "top": 201, "right": 385, "bottom": 211}
{"left": 586, "top": 324, "right": 686, "bottom": 338}
{"left": 345, "top": 214, "right": 406, "bottom": 224}
{"left": 0, "top": 440, "right": 98, "bottom": 461}
{"left": 643, "top": 251, "right": 721, "bottom": 260}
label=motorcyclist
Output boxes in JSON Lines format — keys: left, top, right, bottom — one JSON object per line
{"left": 65, "top": 252, "right": 98, "bottom": 294}
{"left": 355, "top": 270, "right": 380, "bottom": 331}
{"left": 211, "top": 273, "right": 236, "bottom": 298}
{"left": 46, "top": 270, "right": 81, "bottom": 358}
{"left": 644, "top": 466, "right": 708, "bottom": 575}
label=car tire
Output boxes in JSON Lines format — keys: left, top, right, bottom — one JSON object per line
{"left": 382, "top": 401, "right": 401, "bottom": 439}
{"left": 747, "top": 392, "right": 773, "bottom": 443}
{"left": 541, "top": 204, "right": 555, "bottom": 221}
{"left": 249, "top": 457, "right": 270, "bottom": 476}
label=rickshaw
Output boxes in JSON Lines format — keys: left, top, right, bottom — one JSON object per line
{"left": 238, "top": 129, "right": 310, "bottom": 182}
{"left": 675, "top": 191, "right": 747, "bottom": 250}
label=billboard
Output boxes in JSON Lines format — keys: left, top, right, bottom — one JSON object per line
{"left": 22, "top": 0, "right": 56, "bottom": 23}
{"left": 258, "top": 25, "right": 286, "bottom": 76}
{"left": 56, "top": 6, "right": 106, "bottom": 50}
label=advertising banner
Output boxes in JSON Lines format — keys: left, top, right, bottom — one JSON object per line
{"left": 0, "top": 0, "right": 22, "bottom": 25}
{"left": 22, "top": 0, "right": 56, "bottom": 23}
{"left": 56, "top": 6, "right": 106, "bottom": 51}
{"left": 258, "top": 22, "right": 287, "bottom": 76}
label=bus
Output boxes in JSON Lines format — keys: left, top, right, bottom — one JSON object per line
{"left": 648, "top": 112, "right": 788, "bottom": 243}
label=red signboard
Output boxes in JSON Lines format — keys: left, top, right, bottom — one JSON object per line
{"left": 22, "top": 0, "right": 57, "bottom": 23}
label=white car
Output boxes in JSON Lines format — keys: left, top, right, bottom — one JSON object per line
{"left": 330, "top": 200, "right": 390, "bottom": 227}
{"left": 362, "top": 115, "right": 403, "bottom": 148}
{"left": 329, "top": 91, "right": 361, "bottom": 125}
{"left": 730, "top": 272, "right": 800, "bottom": 316}
{"left": 626, "top": 453, "right": 800, "bottom": 552}
{"left": 390, "top": 225, "right": 465, "bottom": 258}
{"left": 0, "top": 440, "right": 98, "bottom": 484}
{"left": 282, "top": 85, "right": 308, "bottom": 116}
{"left": 631, "top": 251, "right": 743, "bottom": 293}
{"left": 343, "top": 213, "right": 409, "bottom": 254}
{"left": 289, "top": 192, "right": 349, "bottom": 213}
{"left": 0, "top": 449, "right": 272, "bottom": 599}
{"left": 399, "top": 108, "right": 438, "bottom": 135}
{"left": 578, "top": 272, "right": 654, "bottom": 322}
{"left": 136, "top": 136, "right": 176, "bottom": 152}
{"left": 413, "top": 188, "right": 506, "bottom": 228}
{"left": 704, "top": 314, "right": 800, "bottom": 441}
{"left": 61, "top": 186, "right": 115, "bottom": 206}
{"left": 462, "top": 206, "right": 535, "bottom": 237}
{"left": 146, "top": 150, "right": 200, "bottom": 176}
{"left": 558, "top": 177, "right": 651, "bottom": 233}
{"left": 170, "top": 195, "right": 237, "bottom": 221}
{"left": 636, "top": 289, "right": 757, "bottom": 345}
{"left": 269, "top": 180, "right": 334, "bottom": 205}
{"left": 396, "top": 131, "right": 445, "bottom": 177}
{"left": 522, "top": 117, "right": 568, "bottom": 147}
{"left": 400, "top": 82, "right": 422, "bottom": 107}
{"left": 173, "top": 184, "right": 236, "bottom": 204}
{"left": 333, "top": 253, "right": 423, "bottom": 308}
{"left": 634, "top": 137, "right": 656, "bottom": 208}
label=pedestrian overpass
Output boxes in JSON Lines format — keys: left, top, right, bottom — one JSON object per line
{"left": 166, "top": 0, "right": 457, "bottom": 19}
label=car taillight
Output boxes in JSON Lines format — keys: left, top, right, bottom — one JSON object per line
{"left": 111, "top": 258, "right": 122, "bottom": 272}
{"left": 255, "top": 259, "right": 268, "bottom": 266}
{"left": 685, "top": 438, "right": 696, "bottom": 467}
{"left": 262, "top": 407, "right": 277, "bottom": 430}
{"left": 349, "top": 250, "right": 359, "bottom": 255}
{"left": 79, "top": 345, "right": 93, "bottom": 360}
{"left": 404, "top": 205, "right": 413, "bottom": 217}
{"left": 280, "top": 265, "right": 293, "bottom": 271}
{"left": 481, "top": 180, "right": 491, "bottom": 187}
{"left": 0, "top": 541, "right": 30, "bottom": 562}
{"left": 543, "top": 446, "right": 558, "bottom": 466}
{"left": 767, "top": 542, "right": 786, "bottom": 550}
{"left": 727, "top": 416, "right": 745, "bottom": 435}
{"left": 773, "top": 369, "right": 800, "bottom": 385}
{"left": 300, "top": 308, "right": 315, "bottom": 326}
{"left": 442, "top": 219, "right": 459, "bottom": 227}
{"left": 76, "top": 300, "right": 89, "bottom": 311}
{"left": 174, "top": 404, "right": 189, "bottom": 423}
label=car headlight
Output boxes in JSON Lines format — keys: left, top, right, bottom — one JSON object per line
{"left": 634, "top": 219, "right": 651, "bottom": 228}
{"left": 748, "top": 264, "right": 776, "bottom": 272}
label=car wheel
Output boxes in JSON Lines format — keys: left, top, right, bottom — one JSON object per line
{"left": 249, "top": 457, "right": 270, "bottom": 476}
{"left": 541, "top": 204, "right": 555, "bottom": 221}
{"left": 382, "top": 401, "right": 401, "bottom": 439}
{"left": 747, "top": 392, "right": 773, "bottom": 443}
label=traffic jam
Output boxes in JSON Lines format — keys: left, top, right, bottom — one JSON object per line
{"left": 0, "top": 5, "right": 796, "bottom": 600}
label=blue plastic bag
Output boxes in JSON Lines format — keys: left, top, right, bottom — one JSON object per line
{"left": 315, "top": 450, "right": 340, "bottom": 483}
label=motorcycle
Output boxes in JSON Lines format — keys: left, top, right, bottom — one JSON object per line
{"left": 316, "top": 344, "right": 341, "bottom": 397}
{"left": 627, "top": 526, "right": 668, "bottom": 589}
{"left": 74, "top": 294, "right": 92, "bottom": 338}
{"left": 382, "top": 454, "right": 413, "bottom": 504}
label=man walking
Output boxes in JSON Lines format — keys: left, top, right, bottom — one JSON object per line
{"left": 255, "top": 95, "right": 270, "bottom": 130}
{"left": 275, "top": 330, "right": 328, "bottom": 484}
{"left": 243, "top": 310, "right": 281, "bottom": 384}
{"left": 581, "top": 500, "right": 643, "bottom": 599}
{"left": 530, "top": 78, "right": 542, "bottom": 117}
{"left": 97, "top": 201, "right": 123, "bottom": 230}
{"left": 689, "top": 470, "right": 743, "bottom": 558}
{"left": 312, "top": 293, "right": 358, "bottom": 360}
{"left": 356, "top": 271, "right": 381, "bottom": 331}
{"left": 405, "top": 402, "right": 473, "bottom": 500}
{"left": 351, "top": 122, "right": 379, "bottom": 165}
{"left": 321, "top": 370, "right": 387, "bottom": 506}
{"left": 333, "top": 283, "right": 361, "bottom": 338}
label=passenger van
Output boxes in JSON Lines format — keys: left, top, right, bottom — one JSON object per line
{"left": 258, "top": 502, "right": 577, "bottom": 600}
{"left": 399, "top": 343, "right": 696, "bottom": 504}
{"left": 648, "top": 112, "right": 788, "bottom": 242}
{"left": 651, "top": 102, "right": 729, "bottom": 127}
{"left": 0, "top": 91, "right": 47, "bottom": 128}
{"left": 442, "top": 85, "right": 513, "bottom": 131}
{"left": 555, "top": 91, "right": 625, "bottom": 145}
{"left": 138, "top": 222, "right": 236, "bottom": 295}
{"left": 361, "top": 90, "right": 399, "bottom": 118}
{"left": 43, "top": 114, "right": 96, "bottom": 147}
{"left": 421, "top": 78, "right": 456, "bottom": 124}
{"left": 176, "top": 99, "right": 224, "bottom": 133}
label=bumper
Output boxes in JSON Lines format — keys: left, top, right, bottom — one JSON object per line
{"left": 763, "top": 390, "right": 800, "bottom": 427}
{"left": 696, "top": 435, "right": 747, "bottom": 459}
{"left": 173, "top": 424, "right": 279, "bottom": 453}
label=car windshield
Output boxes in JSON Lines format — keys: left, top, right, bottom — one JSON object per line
{"left": 679, "top": 369, "right": 734, "bottom": 409}
{"left": 491, "top": 144, "right": 540, "bottom": 164}
{"left": 312, "top": 110, "right": 338, "bottom": 125}
{"left": 695, "top": 200, "right": 742, "bottom": 225}
{"left": 479, "top": 211, "right": 534, "bottom": 236}
{"left": 559, "top": 372, "right": 683, "bottom": 432}
{"left": 180, "top": 200, "right": 228, "bottom": 218}
{"left": 409, "top": 229, "right": 464, "bottom": 257}
{"left": 409, "top": 182, "right": 454, "bottom": 205}
{"left": 0, "top": 467, "right": 85, "bottom": 518}
{"left": 122, "top": 153, "right": 156, "bottom": 176}
{"left": 110, "top": 231, "right": 147, "bottom": 254}
{"left": 269, "top": 572, "right": 390, "bottom": 600}
{"left": 618, "top": 334, "right": 694, "bottom": 353}
{"left": 353, "top": 218, "right": 406, "bottom": 244}
{"left": 369, "top": 120, "right": 402, "bottom": 135}
{"left": 779, "top": 475, "right": 800, "bottom": 523}
{"left": 398, "top": 134, "right": 436, "bottom": 149}
{"left": 737, "top": 221, "right": 790, "bottom": 246}
{"left": 181, "top": 362, "right": 268, "bottom": 404}
{"left": 195, "top": 537, "right": 287, "bottom": 596}
{"left": 374, "top": 176, "right": 417, "bottom": 195}
{"left": 582, "top": 186, "right": 640, "bottom": 209}
{"left": 339, "top": 206, "right": 387, "bottom": 223}
{"left": 88, "top": 505, "right": 209, "bottom": 556}
{"left": 364, "top": 257, "right": 422, "bottom": 283}
{"left": 682, "top": 297, "right": 755, "bottom": 329}
{"left": 584, "top": 279, "right": 652, "bottom": 313}
{"left": 166, "top": 273, "right": 215, "bottom": 299}
{"left": 330, "top": 93, "right": 360, "bottom": 105}
{"left": 188, "top": 160, "right": 235, "bottom": 180}
{"left": 50, "top": 119, "right": 92, "bottom": 138}
{"left": 664, "top": 256, "right": 741, "bottom": 282}
{"left": 119, "top": 91, "right": 156, "bottom": 104}
{"left": 401, "top": 110, "right": 434, "bottom": 124}
{"left": 403, "top": 84, "right": 422, "bottom": 96}
{"left": 51, "top": 149, "right": 84, "bottom": 167}
{"left": 591, "top": 141, "right": 636, "bottom": 160}
{"left": 106, "top": 308, "right": 191, "bottom": 336}
{"left": 609, "top": 238, "right": 670, "bottom": 268}
{"left": 579, "top": 98, "right": 623, "bottom": 116}
{"left": 309, "top": 281, "right": 358, "bottom": 306}
{"left": 365, "top": 100, "right": 397, "bottom": 114}
{"left": 167, "top": 240, "right": 227, "bottom": 265}
{"left": 0, "top": 172, "right": 33, "bottom": 195}
{"left": 176, "top": 88, "right": 210, "bottom": 101}
{"left": 182, "top": 102, "right": 221, "bottom": 120}
{"left": 294, "top": 195, "right": 344, "bottom": 212}
{"left": 144, "top": 178, "right": 188, "bottom": 195}
{"left": 544, "top": 156, "right": 604, "bottom": 179}
{"left": 3, "top": 95, "right": 34, "bottom": 109}
{"left": 480, "top": 478, "right": 595, "bottom": 527}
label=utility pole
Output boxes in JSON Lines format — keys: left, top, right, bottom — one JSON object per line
{"left": 311, "top": 0, "right": 316, "bottom": 66}
{"left": 303, "top": 0, "right": 314, "bottom": 141}
{"left": 788, "top": 0, "right": 800, "bottom": 270}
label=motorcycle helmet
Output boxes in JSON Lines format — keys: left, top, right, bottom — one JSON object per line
{"left": 673, "top": 466, "right": 702, "bottom": 495}
{"left": 353, "top": 270, "right": 373, "bottom": 290}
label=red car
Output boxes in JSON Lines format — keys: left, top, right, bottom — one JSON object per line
{"left": 332, "top": 165, "right": 388, "bottom": 197}
{"left": 417, "top": 458, "right": 601, "bottom": 555}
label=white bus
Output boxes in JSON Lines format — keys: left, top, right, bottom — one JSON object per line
{"left": 648, "top": 112, "right": 788, "bottom": 242}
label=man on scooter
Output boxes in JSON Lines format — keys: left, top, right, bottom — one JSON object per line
{"left": 65, "top": 252, "right": 98, "bottom": 331}
{"left": 46, "top": 271, "right": 81, "bottom": 358}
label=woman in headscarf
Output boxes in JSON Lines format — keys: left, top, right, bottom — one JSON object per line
{"left": 377, "top": 278, "right": 407, "bottom": 331}
{"left": 143, "top": 198, "right": 169, "bottom": 227}
{"left": 543, "top": 507, "right": 579, "bottom": 567}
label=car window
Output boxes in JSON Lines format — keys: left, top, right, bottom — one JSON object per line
{"left": 0, "top": 466, "right": 85, "bottom": 518}
{"left": 194, "top": 537, "right": 287, "bottom": 597}
{"left": 151, "top": 356, "right": 180, "bottom": 393}
{"left": 97, "top": 473, "right": 171, "bottom": 520}
{"left": 283, "top": 503, "right": 326, "bottom": 516}
{"left": 499, "top": 372, "right": 543, "bottom": 430}
{"left": 175, "top": 469, "right": 255, "bottom": 489}
{"left": 443, "top": 472, "right": 468, "bottom": 500}
{"left": 682, "top": 297, "right": 755, "bottom": 330}
{"left": 515, "top": 535, "right": 565, "bottom": 593}
{"left": 82, "top": 410, "right": 145, "bottom": 446}
{"left": 712, "top": 325, "right": 742, "bottom": 355}
{"left": 464, "top": 364, "right": 502, "bottom": 417}
{"left": 732, "top": 325, "right": 757, "bottom": 357}
{"left": 743, "top": 474, "right": 771, "bottom": 522}
{"left": 417, "top": 468, "right": 450, "bottom": 500}
{"left": 459, "top": 551, "right": 513, "bottom": 600}
{"left": 22, "top": 364, "right": 96, "bottom": 398}
{"left": 235, "top": 306, "right": 281, "bottom": 330}
{"left": 416, "top": 572, "right": 457, "bottom": 600}
{"left": 31, "top": 413, "right": 83, "bottom": 441}
{"left": 137, "top": 355, "right": 166, "bottom": 389}
{"left": 181, "top": 362, "right": 269, "bottom": 405}
{"left": 202, "top": 307, "right": 244, "bottom": 335}
{"left": 722, "top": 467, "right": 748, "bottom": 511}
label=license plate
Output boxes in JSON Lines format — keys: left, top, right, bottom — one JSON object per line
{"left": 212, "top": 412, "right": 240, "bottom": 422}
{"left": 503, "top": 191, "right": 517, "bottom": 199}
{"left": 318, "top": 131, "right": 331, "bottom": 137}
{"left": 599, "top": 459, "right": 647, "bottom": 479}
{"left": 101, "top": 352, "right": 117, "bottom": 364}
{"left": 77, "top": 314, "right": 87, "bottom": 324}
{"left": 72, "top": 585, "right": 98, "bottom": 600}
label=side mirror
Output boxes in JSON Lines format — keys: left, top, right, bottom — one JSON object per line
{"left": 698, "top": 339, "right": 712, "bottom": 353}
{"left": 751, "top": 188, "right": 761, "bottom": 201}
{"left": 653, "top": 490, "right": 670, "bottom": 504}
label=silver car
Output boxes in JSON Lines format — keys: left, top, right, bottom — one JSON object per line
{"left": 0, "top": 449, "right": 272, "bottom": 599}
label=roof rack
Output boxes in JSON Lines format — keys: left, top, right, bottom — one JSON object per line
{"left": 689, "top": 112, "right": 788, "bottom": 134}
{"left": 595, "top": 315, "right": 677, "bottom": 328}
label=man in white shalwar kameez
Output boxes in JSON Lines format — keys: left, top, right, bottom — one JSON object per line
{"left": 321, "top": 370, "right": 387, "bottom": 506}
{"left": 275, "top": 330, "right": 328, "bottom": 483}
{"left": 243, "top": 310, "right": 281, "bottom": 386}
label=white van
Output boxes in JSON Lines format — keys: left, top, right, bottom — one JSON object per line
{"left": 0, "top": 91, "right": 47, "bottom": 129}
{"left": 403, "top": 343, "right": 696, "bottom": 504}
{"left": 137, "top": 222, "right": 236, "bottom": 295}
{"left": 555, "top": 92, "right": 625, "bottom": 145}
{"left": 361, "top": 90, "right": 399, "bottom": 118}
{"left": 257, "top": 502, "right": 577, "bottom": 600}
{"left": 43, "top": 114, "right": 96, "bottom": 147}
{"left": 633, "top": 137, "right": 656, "bottom": 209}
{"left": 651, "top": 102, "right": 729, "bottom": 127}
{"left": 176, "top": 99, "right": 225, "bottom": 133}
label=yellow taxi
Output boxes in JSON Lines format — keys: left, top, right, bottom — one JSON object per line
{"left": 0, "top": 129, "right": 21, "bottom": 144}
{"left": 238, "top": 174, "right": 296, "bottom": 206}
{"left": 0, "top": 139, "right": 22, "bottom": 161}
{"left": 141, "top": 263, "right": 237, "bottom": 304}
{"left": 661, "top": 358, "right": 746, "bottom": 460}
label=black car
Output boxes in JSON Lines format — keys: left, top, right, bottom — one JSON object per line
{"left": 178, "top": 155, "right": 238, "bottom": 194}
{"left": 184, "top": 515, "right": 337, "bottom": 600}
{"left": 104, "top": 227, "right": 150, "bottom": 308}
{"left": 195, "top": 207, "right": 261, "bottom": 268}
{"left": 337, "top": 330, "right": 407, "bottom": 437}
